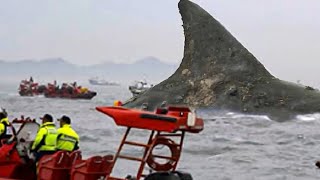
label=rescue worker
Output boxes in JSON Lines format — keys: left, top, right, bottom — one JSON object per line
{"left": 31, "top": 114, "right": 57, "bottom": 161}
{"left": 0, "top": 110, "right": 11, "bottom": 143}
{"left": 56, "top": 115, "right": 79, "bottom": 152}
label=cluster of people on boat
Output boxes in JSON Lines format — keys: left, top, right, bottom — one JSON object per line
{"left": 18, "top": 77, "right": 42, "bottom": 96}
{"left": 44, "top": 81, "right": 95, "bottom": 99}
{"left": 0, "top": 110, "right": 80, "bottom": 162}
{"left": 32, "top": 114, "right": 79, "bottom": 161}
{"left": 54, "top": 81, "right": 89, "bottom": 95}
{"left": 19, "top": 77, "right": 92, "bottom": 98}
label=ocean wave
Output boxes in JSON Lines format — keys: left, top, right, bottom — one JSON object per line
{"left": 295, "top": 113, "right": 320, "bottom": 121}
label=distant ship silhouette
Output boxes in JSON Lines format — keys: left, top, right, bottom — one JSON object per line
{"left": 88, "top": 77, "right": 120, "bottom": 86}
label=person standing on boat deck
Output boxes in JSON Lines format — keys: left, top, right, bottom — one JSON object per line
{"left": 56, "top": 115, "right": 79, "bottom": 152}
{"left": 31, "top": 114, "right": 57, "bottom": 161}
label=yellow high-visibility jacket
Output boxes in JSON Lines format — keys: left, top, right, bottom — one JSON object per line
{"left": 57, "top": 124, "right": 79, "bottom": 151}
{"left": 31, "top": 122, "right": 57, "bottom": 152}
{"left": 0, "top": 117, "right": 10, "bottom": 138}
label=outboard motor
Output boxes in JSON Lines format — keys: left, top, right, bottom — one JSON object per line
{"left": 145, "top": 171, "right": 193, "bottom": 180}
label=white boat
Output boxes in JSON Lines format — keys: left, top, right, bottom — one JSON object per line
{"left": 129, "top": 80, "right": 153, "bottom": 97}
{"left": 88, "top": 77, "right": 120, "bottom": 86}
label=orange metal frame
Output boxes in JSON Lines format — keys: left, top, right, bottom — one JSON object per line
{"left": 107, "top": 127, "right": 185, "bottom": 180}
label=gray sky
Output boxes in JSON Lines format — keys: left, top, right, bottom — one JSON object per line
{"left": 1, "top": 0, "right": 320, "bottom": 86}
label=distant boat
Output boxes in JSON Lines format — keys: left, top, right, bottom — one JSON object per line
{"left": 18, "top": 77, "right": 47, "bottom": 96}
{"left": 88, "top": 77, "right": 120, "bottom": 86}
{"left": 18, "top": 78, "right": 97, "bottom": 100}
{"left": 129, "top": 80, "right": 153, "bottom": 97}
{"left": 44, "top": 82, "right": 97, "bottom": 100}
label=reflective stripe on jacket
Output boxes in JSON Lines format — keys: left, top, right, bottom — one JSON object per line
{"left": 31, "top": 122, "right": 57, "bottom": 152}
{"left": 57, "top": 124, "right": 79, "bottom": 151}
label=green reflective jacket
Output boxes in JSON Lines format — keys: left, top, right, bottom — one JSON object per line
{"left": 0, "top": 117, "right": 10, "bottom": 137}
{"left": 57, "top": 124, "right": 79, "bottom": 151}
{"left": 31, "top": 122, "right": 57, "bottom": 152}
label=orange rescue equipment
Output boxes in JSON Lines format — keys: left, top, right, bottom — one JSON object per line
{"left": 146, "top": 137, "right": 180, "bottom": 171}
{"left": 113, "top": 100, "right": 123, "bottom": 107}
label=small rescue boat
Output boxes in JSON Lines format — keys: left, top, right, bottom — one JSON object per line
{"left": 129, "top": 80, "right": 153, "bottom": 97}
{"left": 0, "top": 105, "right": 203, "bottom": 180}
{"left": 44, "top": 82, "right": 97, "bottom": 100}
{"left": 18, "top": 78, "right": 47, "bottom": 96}
{"left": 18, "top": 79, "right": 97, "bottom": 100}
{"left": 44, "top": 91, "right": 97, "bottom": 100}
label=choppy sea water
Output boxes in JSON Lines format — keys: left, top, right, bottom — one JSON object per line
{"left": 1, "top": 82, "right": 320, "bottom": 179}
